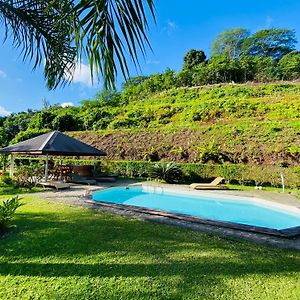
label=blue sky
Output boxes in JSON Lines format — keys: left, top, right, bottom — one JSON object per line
{"left": 1, "top": 0, "right": 300, "bottom": 115}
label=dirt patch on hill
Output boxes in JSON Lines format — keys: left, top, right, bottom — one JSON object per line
{"left": 70, "top": 129, "right": 300, "bottom": 165}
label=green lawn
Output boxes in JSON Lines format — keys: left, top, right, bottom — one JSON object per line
{"left": 0, "top": 185, "right": 46, "bottom": 196}
{"left": 0, "top": 196, "right": 300, "bottom": 300}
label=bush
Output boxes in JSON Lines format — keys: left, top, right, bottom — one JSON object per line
{"left": 279, "top": 51, "right": 300, "bottom": 80}
{"left": 150, "top": 163, "right": 183, "bottom": 183}
{"left": 0, "top": 174, "right": 13, "bottom": 186}
{"left": 0, "top": 196, "right": 23, "bottom": 229}
{"left": 14, "top": 163, "right": 44, "bottom": 188}
{"left": 106, "top": 160, "right": 300, "bottom": 188}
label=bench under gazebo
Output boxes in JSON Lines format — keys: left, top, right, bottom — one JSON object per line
{"left": 0, "top": 131, "right": 107, "bottom": 188}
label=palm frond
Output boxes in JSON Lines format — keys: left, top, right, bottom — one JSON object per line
{"left": 0, "top": 0, "right": 155, "bottom": 89}
{"left": 74, "top": 0, "right": 155, "bottom": 88}
{"left": 0, "top": 0, "right": 76, "bottom": 89}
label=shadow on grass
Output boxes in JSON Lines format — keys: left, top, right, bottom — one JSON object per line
{"left": 0, "top": 186, "right": 44, "bottom": 196}
{"left": 0, "top": 258, "right": 299, "bottom": 278}
{"left": 0, "top": 207, "right": 299, "bottom": 299}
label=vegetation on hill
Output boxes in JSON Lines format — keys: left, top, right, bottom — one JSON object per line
{"left": 1, "top": 83, "right": 300, "bottom": 167}
{"left": 1, "top": 27, "right": 300, "bottom": 173}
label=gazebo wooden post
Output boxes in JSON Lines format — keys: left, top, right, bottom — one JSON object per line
{"left": 3, "top": 154, "right": 7, "bottom": 173}
{"left": 93, "top": 157, "right": 97, "bottom": 175}
{"left": 45, "top": 154, "right": 49, "bottom": 182}
{"left": 9, "top": 154, "right": 14, "bottom": 177}
{"left": 59, "top": 159, "right": 63, "bottom": 181}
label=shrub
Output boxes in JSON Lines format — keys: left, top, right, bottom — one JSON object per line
{"left": 0, "top": 196, "right": 23, "bottom": 229}
{"left": 0, "top": 174, "right": 13, "bottom": 186}
{"left": 106, "top": 160, "right": 300, "bottom": 188}
{"left": 218, "top": 164, "right": 239, "bottom": 184}
{"left": 149, "top": 163, "right": 183, "bottom": 183}
{"left": 14, "top": 163, "right": 44, "bottom": 188}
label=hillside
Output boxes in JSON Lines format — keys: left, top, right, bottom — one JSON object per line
{"left": 2, "top": 82, "right": 300, "bottom": 166}
{"left": 66, "top": 83, "right": 300, "bottom": 166}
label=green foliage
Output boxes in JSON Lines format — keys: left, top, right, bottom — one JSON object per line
{"left": 0, "top": 127, "right": 8, "bottom": 147}
{"left": 52, "top": 113, "right": 83, "bottom": 131}
{"left": 14, "top": 163, "right": 44, "bottom": 188}
{"left": 107, "top": 160, "right": 300, "bottom": 188}
{"left": 3, "top": 83, "right": 300, "bottom": 168}
{"left": 279, "top": 51, "right": 300, "bottom": 80}
{"left": 74, "top": 0, "right": 155, "bottom": 88}
{"left": 0, "top": 0, "right": 76, "bottom": 89}
{"left": 183, "top": 49, "right": 207, "bottom": 69}
{"left": 176, "top": 69, "right": 194, "bottom": 87}
{"left": 0, "top": 0, "right": 155, "bottom": 89}
{"left": 3, "top": 111, "right": 33, "bottom": 141}
{"left": 150, "top": 163, "right": 183, "bottom": 183}
{"left": 254, "top": 57, "right": 280, "bottom": 82}
{"left": 122, "top": 69, "right": 177, "bottom": 100}
{"left": 196, "top": 141, "right": 224, "bottom": 163}
{"left": 0, "top": 196, "right": 22, "bottom": 228}
{"left": 211, "top": 28, "right": 250, "bottom": 59}
{"left": 0, "top": 174, "right": 13, "bottom": 186}
{"left": 242, "top": 29, "right": 297, "bottom": 60}
{"left": 11, "top": 128, "right": 50, "bottom": 144}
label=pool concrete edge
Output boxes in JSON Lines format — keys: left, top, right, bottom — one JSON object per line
{"left": 85, "top": 199, "right": 300, "bottom": 238}
{"left": 83, "top": 198, "right": 300, "bottom": 250}
{"left": 30, "top": 181, "right": 300, "bottom": 251}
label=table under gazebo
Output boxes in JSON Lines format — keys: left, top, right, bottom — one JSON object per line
{"left": 0, "top": 131, "right": 107, "bottom": 182}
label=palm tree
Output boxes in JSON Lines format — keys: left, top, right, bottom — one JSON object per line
{"left": 0, "top": 0, "right": 155, "bottom": 89}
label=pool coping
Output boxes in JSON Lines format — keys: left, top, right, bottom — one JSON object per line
{"left": 85, "top": 197, "right": 300, "bottom": 239}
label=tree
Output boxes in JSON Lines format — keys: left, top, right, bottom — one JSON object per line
{"left": 254, "top": 57, "right": 280, "bottom": 82}
{"left": 0, "top": 0, "right": 155, "bottom": 89}
{"left": 176, "top": 69, "right": 194, "bottom": 87}
{"left": 237, "top": 56, "right": 258, "bottom": 82}
{"left": 183, "top": 49, "right": 206, "bottom": 69}
{"left": 207, "top": 55, "right": 239, "bottom": 83}
{"left": 0, "top": 127, "right": 8, "bottom": 147}
{"left": 242, "top": 29, "right": 297, "bottom": 60}
{"left": 211, "top": 28, "right": 250, "bottom": 59}
{"left": 52, "top": 112, "right": 83, "bottom": 131}
{"left": 279, "top": 51, "right": 300, "bottom": 80}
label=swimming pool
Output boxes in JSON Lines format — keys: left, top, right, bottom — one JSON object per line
{"left": 92, "top": 186, "right": 300, "bottom": 236}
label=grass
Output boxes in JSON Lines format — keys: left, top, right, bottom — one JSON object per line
{"left": 0, "top": 185, "right": 45, "bottom": 196}
{"left": 0, "top": 195, "right": 299, "bottom": 299}
{"left": 228, "top": 184, "right": 298, "bottom": 193}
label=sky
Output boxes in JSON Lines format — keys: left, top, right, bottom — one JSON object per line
{"left": 1, "top": 0, "right": 300, "bottom": 115}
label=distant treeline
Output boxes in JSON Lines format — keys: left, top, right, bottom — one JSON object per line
{"left": 123, "top": 28, "right": 300, "bottom": 98}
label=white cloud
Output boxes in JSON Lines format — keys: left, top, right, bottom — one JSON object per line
{"left": 163, "top": 20, "right": 178, "bottom": 36}
{"left": 0, "top": 70, "right": 7, "bottom": 79}
{"left": 66, "top": 62, "right": 97, "bottom": 87}
{"left": 265, "top": 16, "right": 274, "bottom": 28}
{"left": 146, "top": 60, "right": 160, "bottom": 65}
{"left": 61, "top": 102, "right": 74, "bottom": 108}
{"left": 0, "top": 105, "right": 11, "bottom": 116}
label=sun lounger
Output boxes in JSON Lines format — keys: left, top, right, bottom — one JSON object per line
{"left": 190, "top": 177, "right": 227, "bottom": 190}
{"left": 38, "top": 181, "right": 71, "bottom": 190}
{"left": 67, "top": 173, "right": 97, "bottom": 185}
{"left": 91, "top": 171, "right": 118, "bottom": 182}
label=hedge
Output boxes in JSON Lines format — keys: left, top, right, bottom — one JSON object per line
{"left": 2, "top": 157, "right": 300, "bottom": 188}
{"left": 105, "top": 160, "right": 300, "bottom": 188}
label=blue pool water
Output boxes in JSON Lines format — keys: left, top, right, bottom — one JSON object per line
{"left": 92, "top": 186, "right": 300, "bottom": 230}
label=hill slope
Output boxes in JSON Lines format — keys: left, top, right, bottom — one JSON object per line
{"left": 68, "top": 83, "right": 300, "bottom": 166}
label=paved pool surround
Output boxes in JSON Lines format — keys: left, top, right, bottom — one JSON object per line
{"left": 31, "top": 181, "right": 300, "bottom": 250}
